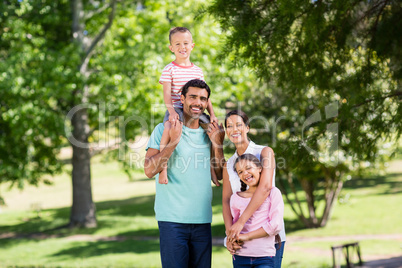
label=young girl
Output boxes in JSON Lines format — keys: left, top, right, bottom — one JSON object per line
{"left": 230, "top": 154, "right": 284, "bottom": 268}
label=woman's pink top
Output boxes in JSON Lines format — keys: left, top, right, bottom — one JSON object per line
{"left": 230, "top": 187, "right": 284, "bottom": 257}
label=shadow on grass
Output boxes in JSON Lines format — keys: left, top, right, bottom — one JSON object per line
{"left": 283, "top": 218, "right": 308, "bottom": 233}
{"left": 0, "top": 194, "right": 158, "bottom": 240}
{"left": 51, "top": 239, "right": 160, "bottom": 258}
{"left": 342, "top": 173, "right": 402, "bottom": 195}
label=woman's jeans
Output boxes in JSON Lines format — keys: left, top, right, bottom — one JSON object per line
{"left": 274, "top": 241, "right": 285, "bottom": 268}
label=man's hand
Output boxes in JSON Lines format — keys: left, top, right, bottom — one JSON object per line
{"left": 211, "top": 169, "right": 220, "bottom": 187}
{"left": 207, "top": 122, "right": 225, "bottom": 147}
{"left": 169, "top": 120, "right": 182, "bottom": 146}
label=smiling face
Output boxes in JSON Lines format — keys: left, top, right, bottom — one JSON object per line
{"left": 181, "top": 86, "right": 209, "bottom": 120}
{"left": 235, "top": 159, "right": 262, "bottom": 189}
{"left": 169, "top": 31, "right": 194, "bottom": 62}
{"left": 225, "top": 115, "right": 250, "bottom": 144}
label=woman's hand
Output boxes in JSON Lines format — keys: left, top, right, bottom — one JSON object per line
{"left": 275, "top": 234, "right": 282, "bottom": 250}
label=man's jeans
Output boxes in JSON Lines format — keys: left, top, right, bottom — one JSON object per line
{"left": 274, "top": 241, "right": 285, "bottom": 268}
{"left": 232, "top": 255, "right": 274, "bottom": 268}
{"left": 158, "top": 221, "right": 212, "bottom": 268}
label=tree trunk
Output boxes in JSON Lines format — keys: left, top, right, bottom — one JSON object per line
{"left": 320, "top": 178, "right": 343, "bottom": 227}
{"left": 280, "top": 173, "right": 311, "bottom": 227}
{"left": 301, "top": 179, "right": 319, "bottom": 227}
{"left": 69, "top": 107, "right": 96, "bottom": 228}
{"left": 68, "top": 0, "right": 116, "bottom": 228}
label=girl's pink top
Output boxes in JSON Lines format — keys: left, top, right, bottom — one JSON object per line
{"left": 230, "top": 187, "right": 284, "bottom": 257}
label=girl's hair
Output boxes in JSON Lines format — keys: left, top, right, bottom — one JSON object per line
{"left": 224, "top": 110, "right": 250, "bottom": 128}
{"left": 233, "top": 154, "right": 262, "bottom": 192}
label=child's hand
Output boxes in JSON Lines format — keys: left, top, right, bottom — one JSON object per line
{"left": 227, "top": 240, "right": 242, "bottom": 255}
{"left": 210, "top": 115, "right": 218, "bottom": 124}
{"left": 226, "top": 241, "right": 235, "bottom": 255}
{"left": 237, "top": 233, "right": 250, "bottom": 242}
{"left": 169, "top": 111, "right": 179, "bottom": 122}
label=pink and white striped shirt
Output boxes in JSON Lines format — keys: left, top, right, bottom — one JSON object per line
{"left": 159, "top": 61, "right": 204, "bottom": 108}
{"left": 230, "top": 187, "right": 284, "bottom": 257}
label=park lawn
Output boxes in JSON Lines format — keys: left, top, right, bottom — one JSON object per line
{"left": 0, "top": 158, "right": 401, "bottom": 267}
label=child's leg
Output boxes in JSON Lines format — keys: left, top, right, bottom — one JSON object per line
{"left": 199, "top": 112, "right": 210, "bottom": 131}
{"left": 158, "top": 121, "right": 171, "bottom": 184}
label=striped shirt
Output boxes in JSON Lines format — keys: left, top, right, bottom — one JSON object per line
{"left": 159, "top": 61, "right": 204, "bottom": 108}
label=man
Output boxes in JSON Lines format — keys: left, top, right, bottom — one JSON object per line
{"left": 144, "top": 79, "right": 225, "bottom": 268}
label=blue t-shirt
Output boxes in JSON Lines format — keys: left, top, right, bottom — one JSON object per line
{"left": 146, "top": 123, "right": 212, "bottom": 224}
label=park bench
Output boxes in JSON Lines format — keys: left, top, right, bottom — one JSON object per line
{"left": 331, "top": 242, "right": 363, "bottom": 268}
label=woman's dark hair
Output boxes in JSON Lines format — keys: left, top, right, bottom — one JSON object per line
{"left": 224, "top": 110, "right": 250, "bottom": 128}
{"left": 233, "top": 154, "right": 262, "bottom": 192}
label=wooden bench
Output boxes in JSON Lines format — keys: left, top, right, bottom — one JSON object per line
{"left": 331, "top": 242, "right": 363, "bottom": 268}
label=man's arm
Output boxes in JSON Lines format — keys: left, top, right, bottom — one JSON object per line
{"left": 208, "top": 122, "right": 225, "bottom": 181}
{"left": 144, "top": 121, "right": 182, "bottom": 178}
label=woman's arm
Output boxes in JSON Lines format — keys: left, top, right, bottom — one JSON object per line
{"left": 228, "top": 147, "right": 275, "bottom": 240}
{"left": 238, "top": 188, "right": 284, "bottom": 243}
{"left": 261, "top": 188, "right": 284, "bottom": 237}
{"left": 222, "top": 162, "right": 234, "bottom": 233}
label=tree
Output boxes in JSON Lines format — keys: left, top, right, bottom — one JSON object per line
{"left": 206, "top": 0, "right": 401, "bottom": 227}
{"left": 0, "top": 0, "right": 252, "bottom": 227}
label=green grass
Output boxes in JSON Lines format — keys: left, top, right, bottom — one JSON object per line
{"left": 0, "top": 159, "right": 401, "bottom": 267}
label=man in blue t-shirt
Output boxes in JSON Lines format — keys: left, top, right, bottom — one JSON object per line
{"left": 144, "top": 79, "right": 225, "bottom": 268}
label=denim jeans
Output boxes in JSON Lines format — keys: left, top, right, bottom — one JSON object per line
{"left": 233, "top": 255, "right": 275, "bottom": 268}
{"left": 274, "top": 241, "right": 286, "bottom": 268}
{"left": 158, "top": 221, "right": 212, "bottom": 268}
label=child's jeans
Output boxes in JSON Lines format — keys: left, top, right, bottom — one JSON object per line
{"left": 232, "top": 255, "right": 274, "bottom": 268}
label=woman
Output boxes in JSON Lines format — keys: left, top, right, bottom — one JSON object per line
{"left": 222, "top": 110, "right": 286, "bottom": 268}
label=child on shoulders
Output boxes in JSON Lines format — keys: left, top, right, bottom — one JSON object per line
{"left": 158, "top": 27, "right": 217, "bottom": 184}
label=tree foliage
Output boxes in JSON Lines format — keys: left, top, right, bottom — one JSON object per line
{"left": 207, "top": 0, "right": 401, "bottom": 227}
{"left": 0, "top": 0, "right": 254, "bottom": 226}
